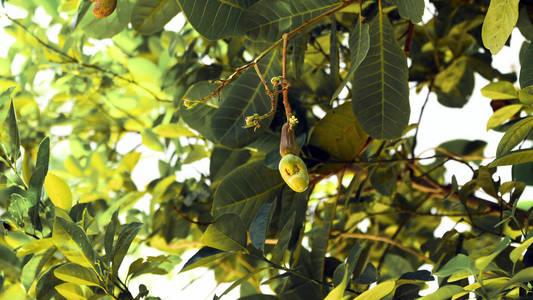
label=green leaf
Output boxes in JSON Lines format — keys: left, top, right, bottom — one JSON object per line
{"left": 520, "top": 37, "right": 533, "bottom": 88}
{"left": 0, "top": 244, "right": 21, "bottom": 279}
{"left": 489, "top": 149, "right": 533, "bottom": 167}
{"left": 418, "top": 285, "right": 464, "bottom": 300}
{"left": 481, "top": 0, "right": 519, "bottom": 55}
{"left": 177, "top": 0, "right": 257, "bottom": 40}
{"left": 212, "top": 160, "right": 284, "bottom": 226}
{"left": 330, "top": 16, "right": 370, "bottom": 103}
{"left": 370, "top": 165, "right": 396, "bottom": 196}
{"left": 152, "top": 124, "right": 195, "bottom": 138}
{"left": 271, "top": 213, "right": 295, "bottom": 264}
{"left": 127, "top": 255, "right": 176, "bottom": 279}
{"left": 54, "top": 263, "right": 101, "bottom": 287}
{"left": 5, "top": 100, "right": 20, "bottom": 162}
{"left": 310, "top": 103, "right": 368, "bottom": 161}
{"left": 513, "top": 161, "right": 533, "bottom": 186}
{"left": 249, "top": 202, "right": 273, "bottom": 251}
{"left": 519, "top": 85, "right": 533, "bottom": 104}
{"left": 131, "top": 0, "right": 181, "bottom": 35}
{"left": 21, "top": 249, "right": 54, "bottom": 291}
{"left": 211, "top": 51, "right": 279, "bottom": 148}
{"left": 310, "top": 203, "right": 334, "bottom": 281}
{"left": 183, "top": 145, "right": 208, "bottom": 164}
{"left": 510, "top": 236, "right": 533, "bottom": 263}
{"left": 201, "top": 214, "right": 247, "bottom": 252}
{"left": 397, "top": 0, "right": 425, "bottom": 23}
{"left": 54, "top": 283, "right": 89, "bottom": 300}
{"left": 517, "top": 6, "right": 533, "bottom": 41}
{"left": 501, "top": 266, "right": 533, "bottom": 290}
{"left": 243, "top": 0, "right": 338, "bottom": 42}
{"left": 78, "top": 0, "right": 133, "bottom": 39}
{"left": 486, "top": 104, "right": 522, "bottom": 131}
{"left": 36, "top": 266, "right": 66, "bottom": 300}
{"left": 7, "top": 193, "right": 29, "bottom": 227}
{"left": 496, "top": 117, "right": 533, "bottom": 157}
{"left": 181, "top": 246, "right": 228, "bottom": 272}
{"left": 17, "top": 237, "right": 54, "bottom": 256}
{"left": 74, "top": 0, "right": 92, "bottom": 29}
{"left": 52, "top": 217, "right": 96, "bottom": 268}
{"left": 210, "top": 147, "right": 251, "bottom": 183}
{"left": 434, "top": 254, "right": 472, "bottom": 277}
{"left": 181, "top": 81, "right": 219, "bottom": 142}
{"left": 474, "top": 236, "right": 510, "bottom": 271}
{"left": 112, "top": 222, "right": 142, "bottom": 275}
{"left": 351, "top": 10, "right": 410, "bottom": 139}
{"left": 353, "top": 280, "right": 395, "bottom": 300}
{"left": 44, "top": 172, "right": 73, "bottom": 210}
{"left": 325, "top": 244, "right": 362, "bottom": 300}
{"left": 26, "top": 137, "right": 51, "bottom": 206}
{"left": 481, "top": 81, "right": 519, "bottom": 100}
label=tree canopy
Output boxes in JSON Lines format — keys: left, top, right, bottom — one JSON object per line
{"left": 1, "top": 0, "right": 533, "bottom": 299}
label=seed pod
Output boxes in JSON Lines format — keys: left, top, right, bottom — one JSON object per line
{"left": 279, "top": 123, "right": 299, "bottom": 157}
{"left": 279, "top": 154, "right": 309, "bottom": 193}
{"left": 92, "top": 0, "right": 117, "bottom": 18}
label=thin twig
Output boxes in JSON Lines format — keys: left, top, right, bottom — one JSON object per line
{"left": 411, "top": 80, "right": 434, "bottom": 158}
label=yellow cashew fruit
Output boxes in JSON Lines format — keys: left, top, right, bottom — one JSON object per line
{"left": 279, "top": 154, "right": 309, "bottom": 193}
{"left": 91, "top": 0, "right": 117, "bottom": 18}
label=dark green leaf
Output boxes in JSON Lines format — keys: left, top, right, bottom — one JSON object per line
{"left": 249, "top": 202, "right": 273, "bottom": 251}
{"left": 5, "top": 100, "right": 20, "bottom": 162}
{"left": 434, "top": 57, "right": 475, "bottom": 108}
{"left": 243, "top": 0, "right": 338, "bottom": 42}
{"left": 517, "top": 6, "right": 533, "bottom": 41}
{"left": 35, "top": 266, "right": 66, "bottom": 300}
{"left": 104, "top": 210, "right": 119, "bottom": 264}
{"left": 21, "top": 249, "right": 54, "bottom": 291}
{"left": 177, "top": 0, "right": 257, "bottom": 40}
{"left": 181, "top": 81, "right": 219, "bottom": 142}
{"left": 112, "top": 222, "right": 143, "bottom": 275}
{"left": 497, "top": 116, "right": 533, "bottom": 157}
{"left": 513, "top": 161, "right": 533, "bottom": 186}
{"left": 211, "top": 51, "right": 279, "bottom": 148}
{"left": 330, "top": 16, "right": 369, "bottom": 103}
{"left": 351, "top": 11, "right": 410, "bottom": 139}
{"left": 26, "top": 137, "right": 50, "bottom": 206}
{"left": 210, "top": 147, "right": 251, "bottom": 183}
{"left": 53, "top": 217, "right": 96, "bottom": 269}
{"left": 520, "top": 42, "right": 533, "bottom": 88}
{"left": 370, "top": 165, "right": 396, "bottom": 196}
{"left": 397, "top": 0, "right": 424, "bottom": 23}
{"left": 434, "top": 254, "right": 472, "bottom": 277}
{"left": 73, "top": 0, "right": 92, "bottom": 29}
{"left": 212, "top": 160, "right": 284, "bottom": 226}
{"left": 501, "top": 266, "right": 533, "bottom": 290}
{"left": 271, "top": 213, "right": 295, "bottom": 264}
{"left": 131, "top": 0, "right": 181, "bottom": 35}
{"left": 181, "top": 246, "right": 228, "bottom": 272}
{"left": 7, "top": 193, "right": 29, "bottom": 227}
{"left": 201, "top": 213, "right": 247, "bottom": 252}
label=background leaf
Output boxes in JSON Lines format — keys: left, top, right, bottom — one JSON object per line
{"left": 397, "top": 0, "right": 425, "bottom": 23}
{"left": 201, "top": 214, "right": 247, "bottom": 252}
{"left": 131, "top": 0, "right": 181, "bottom": 35}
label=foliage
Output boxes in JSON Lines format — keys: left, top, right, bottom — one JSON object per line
{"left": 1, "top": 0, "right": 533, "bottom": 299}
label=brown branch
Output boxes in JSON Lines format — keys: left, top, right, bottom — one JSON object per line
{"left": 173, "top": 205, "right": 214, "bottom": 226}
{"left": 404, "top": 22, "right": 415, "bottom": 56}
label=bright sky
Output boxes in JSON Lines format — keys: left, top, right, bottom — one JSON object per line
{"left": 0, "top": 1, "right": 531, "bottom": 299}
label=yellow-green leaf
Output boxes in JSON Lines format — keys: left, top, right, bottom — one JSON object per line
{"left": 54, "top": 263, "right": 101, "bottom": 287}
{"left": 52, "top": 217, "right": 96, "bottom": 268}
{"left": 153, "top": 124, "right": 195, "bottom": 138}
{"left": 486, "top": 104, "right": 522, "bottom": 130}
{"left": 510, "top": 236, "right": 533, "bottom": 263}
{"left": 17, "top": 237, "right": 54, "bottom": 257}
{"left": 54, "top": 283, "right": 88, "bottom": 300}
{"left": 481, "top": 81, "right": 519, "bottom": 100}
{"left": 141, "top": 128, "right": 165, "bottom": 152}
{"left": 482, "top": 0, "right": 519, "bottom": 54}
{"left": 519, "top": 85, "right": 533, "bottom": 104}
{"left": 44, "top": 172, "right": 73, "bottom": 210}
{"left": 354, "top": 280, "right": 395, "bottom": 300}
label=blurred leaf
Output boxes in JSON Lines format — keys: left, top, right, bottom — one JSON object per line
{"left": 513, "top": 161, "right": 533, "bottom": 186}
{"left": 520, "top": 42, "right": 533, "bottom": 88}
{"left": 131, "top": 0, "right": 181, "bottom": 35}
{"left": 212, "top": 160, "right": 283, "bottom": 225}
{"left": 418, "top": 285, "right": 464, "bottom": 300}
{"left": 78, "top": 0, "right": 133, "bottom": 39}
{"left": 141, "top": 128, "right": 165, "bottom": 152}
{"left": 181, "top": 246, "right": 228, "bottom": 272}
{"left": 53, "top": 217, "right": 96, "bottom": 269}
{"left": 481, "top": 81, "right": 518, "bottom": 100}
{"left": 474, "top": 236, "right": 510, "bottom": 271}
{"left": 44, "top": 172, "right": 73, "bottom": 210}
{"left": 249, "top": 202, "right": 273, "bottom": 251}
{"left": 201, "top": 214, "right": 247, "bottom": 252}
{"left": 497, "top": 116, "right": 533, "bottom": 157}
{"left": 271, "top": 213, "right": 295, "bottom": 264}
{"left": 0, "top": 244, "right": 21, "bottom": 279}
{"left": 330, "top": 16, "right": 369, "bottom": 103}
{"left": 112, "top": 222, "right": 143, "bottom": 275}
{"left": 20, "top": 249, "right": 54, "bottom": 291}
{"left": 481, "top": 0, "right": 519, "bottom": 54}
{"left": 370, "top": 165, "right": 396, "bottom": 196}
{"left": 27, "top": 137, "right": 50, "bottom": 206}
{"left": 153, "top": 124, "right": 195, "bottom": 138}
{"left": 183, "top": 145, "right": 208, "bottom": 164}
{"left": 517, "top": 6, "right": 533, "bottom": 40}
{"left": 104, "top": 211, "right": 119, "bottom": 263}
{"left": 351, "top": 10, "right": 410, "bottom": 139}
{"left": 54, "top": 263, "right": 101, "bottom": 287}
{"left": 489, "top": 149, "right": 533, "bottom": 167}
{"left": 17, "top": 237, "right": 54, "bottom": 257}
{"left": 310, "top": 103, "right": 368, "bottom": 161}
{"left": 501, "top": 266, "right": 533, "bottom": 290}
{"left": 325, "top": 244, "right": 362, "bottom": 300}
{"left": 5, "top": 100, "right": 20, "bottom": 162}
{"left": 397, "top": 0, "right": 424, "bottom": 23}
{"left": 54, "top": 283, "right": 88, "bottom": 300}
{"left": 486, "top": 104, "right": 522, "bottom": 131}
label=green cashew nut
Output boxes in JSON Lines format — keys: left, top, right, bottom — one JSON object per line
{"left": 279, "top": 154, "right": 309, "bottom": 193}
